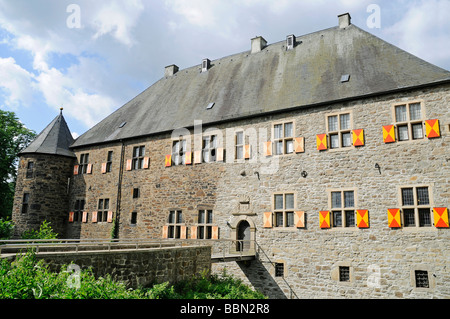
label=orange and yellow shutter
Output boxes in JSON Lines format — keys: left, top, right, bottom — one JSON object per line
{"left": 383, "top": 125, "right": 395, "bottom": 143}
{"left": 319, "top": 211, "right": 331, "bottom": 228}
{"left": 433, "top": 207, "right": 449, "bottom": 228}
{"left": 387, "top": 208, "right": 401, "bottom": 228}
{"left": 316, "top": 134, "right": 327, "bottom": 151}
{"left": 425, "top": 119, "right": 440, "bottom": 138}
{"left": 165, "top": 155, "right": 172, "bottom": 167}
{"left": 352, "top": 129, "right": 365, "bottom": 147}
{"left": 294, "top": 211, "right": 305, "bottom": 228}
{"left": 356, "top": 210, "right": 369, "bottom": 228}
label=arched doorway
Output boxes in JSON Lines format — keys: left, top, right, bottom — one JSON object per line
{"left": 237, "top": 220, "right": 251, "bottom": 252}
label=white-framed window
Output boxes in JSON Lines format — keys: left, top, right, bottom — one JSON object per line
{"left": 400, "top": 186, "right": 432, "bottom": 227}
{"left": 273, "top": 193, "right": 295, "bottom": 227}
{"left": 172, "top": 139, "right": 186, "bottom": 166}
{"left": 235, "top": 131, "right": 244, "bottom": 160}
{"left": 197, "top": 209, "right": 213, "bottom": 239}
{"left": 327, "top": 112, "right": 352, "bottom": 149}
{"left": 273, "top": 121, "right": 294, "bottom": 155}
{"left": 132, "top": 146, "right": 145, "bottom": 169}
{"left": 168, "top": 210, "right": 184, "bottom": 238}
{"left": 329, "top": 189, "right": 356, "bottom": 228}
{"left": 97, "top": 198, "right": 110, "bottom": 222}
{"left": 394, "top": 102, "right": 424, "bottom": 141}
{"left": 202, "top": 135, "right": 217, "bottom": 163}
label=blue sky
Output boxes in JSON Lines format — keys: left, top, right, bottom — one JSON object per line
{"left": 1, "top": 0, "right": 449, "bottom": 138}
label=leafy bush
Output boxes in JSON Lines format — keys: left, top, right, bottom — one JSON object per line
{"left": 0, "top": 251, "right": 266, "bottom": 299}
{"left": 21, "top": 221, "right": 58, "bottom": 240}
{"left": 0, "top": 218, "right": 14, "bottom": 240}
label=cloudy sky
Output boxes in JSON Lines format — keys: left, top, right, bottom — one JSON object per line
{"left": 0, "top": 0, "right": 449, "bottom": 138}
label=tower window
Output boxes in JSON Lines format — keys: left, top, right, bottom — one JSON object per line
{"left": 21, "top": 193, "right": 30, "bottom": 214}
{"left": 26, "top": 162, "right": 34, "bottom": 178}
{"left": 131, "top": 212, "right": 137, "bottom": 225}
{"left": 133, "top": 188, "right": 140, "bottom": 198}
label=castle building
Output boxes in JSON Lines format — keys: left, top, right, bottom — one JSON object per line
{"left": 12, "top": 13, "right": 449, "bottom": 298}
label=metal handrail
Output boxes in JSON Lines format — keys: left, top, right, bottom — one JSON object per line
{"left": 0, "top": 238, "right": 256, "bottom": 257}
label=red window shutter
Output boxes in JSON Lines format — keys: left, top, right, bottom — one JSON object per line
{"left": 433, "top": 207, "right": 449, "bottom": 228}
{"left": 294, "top": 137, "right": 305, "bottom": 153}
{"left": 352, "top": 129, "right": 365, "bottom": 147}
{"left": 143, "top": 157, "right": 150, "bottom": 169}
{"left": 319, "top": 211, "right": 331, "bottom": 228}
{"left": 425, "top": 119, "right": 440, "bottom": 138}
{"left": 165, "top": 155, "right": 172, "bottom": 167}
{"left": 190, "top": 226, "right": 198, "bottom": 239}
{"left": 264, "top": 141, "right": 272, "bottom": 157}
{"left": 87, "top": 163, "right": 93, "bottom": 174}
{"left": 126, "top": 159, "right": 133, "bottom": 171}
{"left": 73, "top": 165, "right": 79, "bottom": 175}
{"left": 107, "top": 211, "right": 113, "bottom": 223}
{"left": 101, "top": 163, "right": 107, "bottom": 174}
{"left": 212, "top": 226, "right": 219, "bottom": 239}
{"left": 387, "top": 209, "right": 401, "bottom": 228}
{"left": 69, "top": 212, "right": 74, "bottom": 223}
{"left": 356, "top": 210, "right": 369, "bottom": 228}
{"left": 92, "top": 211, "right": 98, "bottom": 223}
{"left": 316, "top": 134, "right": 328, "bottom": 151}
{"left": 263, "top": 212, "right": 273, "bottom": 228}
{"left": 383, "top": 125, "right": 395, "bottom": 143}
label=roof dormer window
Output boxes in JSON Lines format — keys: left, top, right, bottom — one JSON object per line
{"left": 202, "top": 59, "right": 211, "bottom": 72}
{"left": 286, "top": 35, "right": 295, "bottom": 50}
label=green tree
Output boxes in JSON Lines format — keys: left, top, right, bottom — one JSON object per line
{"left": 0, "top": 109, "right": 36, "bottom": 219}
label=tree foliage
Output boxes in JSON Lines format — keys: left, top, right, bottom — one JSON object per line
{"left": 0, "top": 109, "right": 36, "bottom": 219}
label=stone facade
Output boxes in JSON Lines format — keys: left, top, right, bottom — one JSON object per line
{"left": 12, "top": 153, "right": 74, "bottom": 237}
{"left": 11, "top": 15, "right": 450, "bottom": 298}
{"left": 61, "top": 83, "right": 449, "bottom": 298}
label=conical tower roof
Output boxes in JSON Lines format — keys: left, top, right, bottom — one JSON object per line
{"left": 20, "top": 109, "right": 75, "bottom": 158}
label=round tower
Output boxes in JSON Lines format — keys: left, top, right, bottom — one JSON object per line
{"left": 12, "top": 109, "right": 76, "bottom": 238}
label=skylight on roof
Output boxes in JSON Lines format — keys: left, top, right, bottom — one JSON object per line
{"left": 206, "top": 102, "right": 215, "bottom": 110}
{"left": 341, "top": 74, "right": 350, "bottom": 83}
{"left": 119, "top": 121, "right": 127, "bottom": 128}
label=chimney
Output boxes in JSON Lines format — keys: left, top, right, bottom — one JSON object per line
{"left": 338, "top": 13, "right": 351, "bottom": 28}
{"left": 251, "top": 36, "right": 267, "bottom": 54}
{"left": 165, "top": 64, "right": 179, "bottom": 77}
{"left": 201, "top": 58, "right": 211, "bottom": 72}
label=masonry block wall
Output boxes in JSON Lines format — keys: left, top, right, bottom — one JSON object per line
{"left": 12, "top": 154, "right": 74, "bottom": 237}
{"left": 63, "top": 83, "right": 450, "bottom": 298}
{"left": 10, "top": 246, "right": 212, "bottom": 289}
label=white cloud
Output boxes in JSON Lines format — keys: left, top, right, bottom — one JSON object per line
{"left": 383, "top": 0, "right": 450, "bottom": 69}
{"left": 91, "top": 0, "right": 145, "bottom": 46}
{"left": 0, "top": 57, "right": 35, "bottom": 108}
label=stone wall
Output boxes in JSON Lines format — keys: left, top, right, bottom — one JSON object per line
{"left": 25, "top": 246, "right": 211, "bottom": 289}
{"left": 12, "top": 154, "right": 74, "bottom": 237}
{"left": 63, "top": 82, "right": 450, "bottom": 298}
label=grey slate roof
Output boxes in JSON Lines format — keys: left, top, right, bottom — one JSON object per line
{"left": 71, "top": 23, "right": 450, "bottom": 148}
{"left": 20, "top": 111, "right": 75, "bottom": 158}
